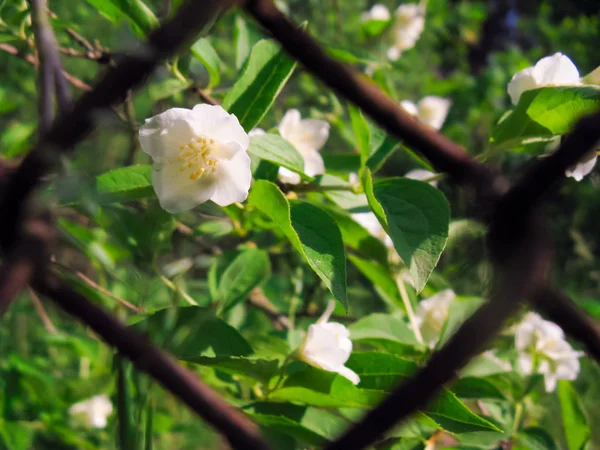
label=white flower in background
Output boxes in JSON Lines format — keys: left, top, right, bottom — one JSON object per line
{"left": 405, "top": 168, "right": 439, "bottom": 187}
{"left": 387, "top": 3, "right": 425, "bottom": 61}
{"left": 515, "top": 312, "right": 583, "bottom": 392}
{"left": 565, "top": 149, "right": 597, "bottom": 181}
{"left": 351, "top": 211, "right": 393, "bottom": 248}
{"left": 298, "top": 300, "right": 360, "bottom": 385}
{"left": 401, "top": 96, "right": 451, "bottom": 130}
{"left": 277, "top": 109, "right": 329, "bottom": 185}
{"left": 139, "top": 104, "right": 251, "bottom": 214}
{"left": 414, "top": 289, "right": 456, "bottom": 347}
{"left": 69, "top": 395, "right": 113, "bottom": 428}
{"left": 507, "top": 53, "right": 581, "bottom": 105}
{"left": 248, "top": 128, "right": 266, "bottom": 137}
{"left": 361, "top": 4, "right": 391, "bottom": 22}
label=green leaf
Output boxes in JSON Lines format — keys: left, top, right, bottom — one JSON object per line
{"left": 347, "top": 255, "right": 403, "bottom": 309}
{"left": 450, "top": 377, "right": 506, "bottom": 400}
{"left": 223, "top": 39, "right": 297, "bottom": 131}
{"left": 271, "top": 367, "right": 384, "bottom": 408}
{"left": 361, "top": 168, "right": 387, "bottom": 226}
{"left": 233, "top": 14, "right": 262, "bottom": 70}
{"left": 94, "top": 165, "right": 154, "bottom": 203}
{"left": 516, "top": 427, "right": 558, "bottom": 450}
{"left": 0, "top": 421, "right": 34, "bottom": 450}
{"left": 324, "top": 207, "right": 388, "bottom": 263}
{"left": 216, "top": 248, "right": 271, "bottom": 311}
{"left": 374, "top": 178, "right": 450, "bottom": 292}
{"left": 426, "top": 390, "right": 502, "bottom": 434}
{"left": 492, "top": 86, "right": 600, "bottom": 146}
{"left": 247, "top": 403, "right": 348, "bottom": 445}
{"left": 147, "top": 78, "right": 190, "bottom": 103}
{"left": 248, "top": 133, "right": 305, "bottom": 175}
{"left": 558, "top": 380, "right": 590, "bottom": 450}
{"left": 437, "top": 296, "right": 485, "bottom": 349}
{"left": 349, "top": 104, "right": 371, "bottom": 164}
{"left": 191, "top": 38, "right": 221, "bottom": 89}
{"left": 183, "top": 356, "right": 280, "bottom": 384}
{"left": 0, "top": 121, "right": 36, "bottom": 158}
{"left": 84, "top": 0, "right": 125, "bottom": 23}
{"left": 109, "top": 0, "right": 158, "bottom": 34}
{"left": 367, "top": 130, "right": 399, "bottom": 172}
{"left": 348, "top": 313, "right": 419, "bottom": 350}
{"left": 248, "top": 181, "right": 347, "bottom": 307}
{"left": 133, "top": 306, "right": 253, "bottom": 357}
{"left": 317, "top": 174, "right": 369, "bottom": 212}
{"left": 345, "top": 352, "right": 417, "bottom": 391}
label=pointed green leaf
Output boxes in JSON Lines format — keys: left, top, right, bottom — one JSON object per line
{"left": 191, "top": 38, "right": 221, "bottom": 89}
{"left": 248, "top": 133, "right": 305, "bottom": 176}
{"left": 558, "top": 380, "right": 590, "bottom": 450}
{"left": 374, "top": 178, "right": 450, "bottom": 292}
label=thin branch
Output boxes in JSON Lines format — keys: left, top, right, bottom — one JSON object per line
{"left": 248, "top": 287, "right": 291, "bottom": 330}
{"left": 244, "top": 0, "right": 503, "bottom": 200}
{"left": 190, "top": 86, "right": 219, "bottom": 105}
{"left": 52, "top": 261, "right": 141, "bottom": 313}
{"left": 32, "top": 275, "right": 270, "bottom": 450}
{"left": 123, "top": 90, "right": 140, "bottom": 165}
{"left": 28, "top": 287, "right": 59, "bottom": 334}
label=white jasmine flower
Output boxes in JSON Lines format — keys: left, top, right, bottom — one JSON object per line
{"left": 278, "top": 109, "right": 329, "bottom": 185}
{"left": 298, "top": 300, "right": 360, "bottom": 385}
{"left": 507, "top": 53, "right": 581, "bottom": 105}
{"left": 139, "top": 104, "right": 251, "bottom": 213}
{"left": 401, "top": 96, "right": 451, "bottom": 130}
{"left": 414, "top": 289, "right": 456, "bottom": 347}
{"left": 405, "top": 168, "right": 438, "bottom": 187}
{"left": 515, "top": 312, "right": 583, "bottom": 392}
{"left": 361, "top": 4, "right": 391, "bottom": 22}
{"left": 248, "top": 128, "right": 266, "bottom": 137}
{"left": 69, "top": 395, "right": 113, "bottom": 428}
{"left": 565, "top": 150, "right": 597, "bottom": 181}
{"left": 387, "top": 3, "right": 425, "bottom": 60}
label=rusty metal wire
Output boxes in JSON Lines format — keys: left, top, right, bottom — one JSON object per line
{"left": 0, "top": 0, "right": 599, "bottom": 448}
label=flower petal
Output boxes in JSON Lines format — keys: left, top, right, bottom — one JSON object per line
{"left": 418, "top": 96, "right": 451, "bottom": 130}
{"left": 507, "top": 67, "right": 538, "bottom": 105}
{"left": 213, "top": 141, "right": 242, "bottom": 160}
{"left": 566, "top": 154, "right": 596, "bottom": 181}
{"left": 152, "top": 162, "right": 216, "bottom": 213}
{"left": 337, "top": 365, "right": 361, "bottom": 385}
{"left": 401, "top": 100, "right": 418, "bottom": 116}
{"left": 191, "top": 104, "right": 249, "bottom": 151}
{"left": 405, "top": 168, "right": 438, "bottom": 187}
{"left": 297, "top": 119, "right": 330, "bottom": 151}
{"left": 278, "top": 109, "right": 302, "bottom": 138}
{"left": 303, "top": 149, "right": 325, "bottom": 177}
{"left": 139, "top": 108, "right": 197, "bottom": 162}
{"left": 532, "top": 53, "right": 580, "bottom": 86}
{"left": 278, "top": 167, "right": 302, "bottom": 185}
{"left": 210, "top": 151, "right": 252, "bottom": 206}
{"left": 302, "top": 324, "right": 351, "bottom": 370}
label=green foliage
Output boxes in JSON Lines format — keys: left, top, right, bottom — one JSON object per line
{"left": 223, "top": 39, "right": 297, "bottom": 131}
{"left": 0, "top": 0, "right": 597, "bottom": 448}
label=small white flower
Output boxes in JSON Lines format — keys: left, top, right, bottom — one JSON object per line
{"left": 565, "top": 150, "right": 597, "bottom": 181}
{"left": 414, "top": 289, "right": 456, "bottom": 348}
{"left": 278, "top": 109, "right": 329, "bottom": 185}
{"left": 361, "top": 4, "right": 391, "bottom": 22}
{"left": 387, "top": 3, "right": 425, "bottom": 60}
{"left": 515, "top": 312, "right": 583, "bottom": 392}
{"left": 507, "top": 53, "right": 581, "bottom": 105}
{"left": 248, "top": 128, "right": 266, "bottom": 137}
{"left": 69, "top": 395, "right": 113, "bottom": 428}
{"left": 139, "top": 104, "right": 251, "bottom": 213}
{"left": 405, "top": 168, "right": 438, "bottom": 187}
{"left": 298, "top": 300, "right": 360, "bottom": 385}
{"left": 402, "top": 97, "right": 451, "bottom": 131}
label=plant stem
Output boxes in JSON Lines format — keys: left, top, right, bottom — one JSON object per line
{"left": 397, "top": 276, "right": 424, "bottom": 345}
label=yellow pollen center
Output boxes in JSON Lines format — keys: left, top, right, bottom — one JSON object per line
{"left": 177, "top": 137, "right": 219, "bottom": 180}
